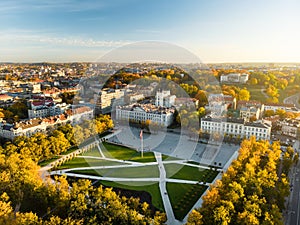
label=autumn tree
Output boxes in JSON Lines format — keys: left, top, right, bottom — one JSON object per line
{"left": 187, "top": 137, "right": 292, "bottom": 225}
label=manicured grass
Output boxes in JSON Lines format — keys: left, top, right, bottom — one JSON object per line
{"left": 167, "top": 183, "right": 208, "bottom": 221}
{"left": 81, "top": 147, "right": 102, "bottom": 157}
{"left": 99, "top": 180, "right": 164, "bottom": 211}
{"left": 164, "top": 163, "right": 219, "bottom": 182}
{"left": 57, "top": 157, "right": 124, "bottom": 170}
{"left": 102, "top": 142, "right": 156, "bottom": 162}
{"left": 73, "top": 164, "right": 159, "bottom": 178}
{"left": 130, "top": 152, "right": 156, "bottom": 163}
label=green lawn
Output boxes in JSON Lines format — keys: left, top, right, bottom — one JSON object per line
{"left": 101, "top": 142, "right": 156, "bottom": 162}
{"left": 167, "top": 183, "right": 208, "bottom": 221}
{"left": 233, "top": 84, "right": 267, "bottom": 102}
{"left": 72, "top": 164, "right": 159, "bottom": 178}
{"left": 164, "top": 163, "right": 219, "bottom": 183}
{"left": 99, "top": 180, "right": 164, "bottom": 212}
{"left": 248, "top": 86, "right": 267, "bottom": 102}
{"left": 81, "top": 147, "right": 102, "bottom": 157}
{"left": 57, "top": 157, "right": 124, "bottom": 170}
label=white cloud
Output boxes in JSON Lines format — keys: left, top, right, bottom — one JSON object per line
{"left": 0, "top": 31, "right": 131, "bottom": 48}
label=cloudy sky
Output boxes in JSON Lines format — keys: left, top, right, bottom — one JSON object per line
{"left": 1, "top": 0, "right": 300, "bottom": 63}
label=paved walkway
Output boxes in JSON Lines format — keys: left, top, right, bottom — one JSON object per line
{"left": 155, "top": 152, "right": 180, "bottom": 225}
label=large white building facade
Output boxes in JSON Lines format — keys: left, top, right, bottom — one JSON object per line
{"left": 116, "top": 104, "right": 175, "bottom": 127}
{"left": 201, "top": 117, "right": 271, "bottom": 140}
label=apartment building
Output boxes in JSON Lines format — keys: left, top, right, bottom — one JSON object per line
{"left": 0, "top": 106, "right": 93, "bottom": 140}
{"left": 95, "top": 88, "right": 125, "bottom": 114}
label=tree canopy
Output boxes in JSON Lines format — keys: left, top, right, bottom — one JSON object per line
{"left": 187, "top": 137, "right": 295, "bottom": 225}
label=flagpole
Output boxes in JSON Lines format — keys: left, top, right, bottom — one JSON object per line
{"left": 140, "top": 129, "right": 143, "bottom": 158}
{"left": 141, "top": 135, "right": 143, "bottom": 158}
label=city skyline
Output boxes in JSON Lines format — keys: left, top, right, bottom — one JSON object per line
{"left": 1, "top": 0, "right": 300, "bottom": 63}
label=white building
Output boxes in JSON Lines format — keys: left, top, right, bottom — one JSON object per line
{"left": 116, "top": 103, "right": 175, "bottom": 127}
{"left": 205, "top": 94, "right": 236, "bottom": 117}
{"left": 124, "top": 92, "right": 144, "bottom": 104}
{"left": 175, "top": 98, "right": 199, "bottom": 108}
{"left": 201, "top": 117, "right": 271, "bottom": 140}
{"left": 279, "top": 119, "right": 300, "bottom": 139}
{"left": 155, "top": 90, "right": 176, "bottom": 107}
{"left": 264, "top": 103, "right": 299, "bottom": 113}
{"left": 220, "top": 73, "right": 249, "bottom": 84}
{"left": 240, "top": 106, "right": 261, "bottom": 121}
{"left": 96, "top": 88, "right": 125, "bottom": 114}
{"left": 28, "top": 102, "right": 71, "bottom": 119}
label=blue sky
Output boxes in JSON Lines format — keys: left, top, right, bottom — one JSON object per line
{"left": 0, "top": 0, "right": 300, "bottom": 63}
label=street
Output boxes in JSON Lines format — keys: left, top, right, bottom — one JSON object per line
{"left": 285, "top": 161, "right": 300, "bottom": 225}
{"left": 283, "top": 93, "right": 300, "bottom": 109}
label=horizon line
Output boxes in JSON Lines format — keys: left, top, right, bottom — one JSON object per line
{"left": 1, "top": 61, "right": 300, "bottom": 65}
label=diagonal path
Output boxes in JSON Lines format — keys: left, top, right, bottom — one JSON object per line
{"left": 95, "top": 137, "right": 105, "bottom": 158}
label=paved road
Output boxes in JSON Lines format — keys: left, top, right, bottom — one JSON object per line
{"left": 286, "top": 162, "right": 300, "bottom": 225}
{"left": 283, "top": 93, "right": 300, "bottom": 108}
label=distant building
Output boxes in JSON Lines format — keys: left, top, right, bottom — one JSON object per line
{"left": 21, "top": 83, "right": 41, "bottom": 93}
{"left": 0, "top": 94, "right": 13, "bottom": 106}
{"left": 201, "top": 117, "right": 271, "bottom": 140}
{"left": 279, "top": 119, "right": 300, "bottom": 139}
{"left": 264, "top": 103, "right": 299, "bottom": 113}
{"left": 220, "top": 73, "right": 249, "bottom": 84}
{"left": 124, "top": 92, "right": 144, "bottom": 104}
{"left": 237, "top": 100, "right": 264, "bottom": 116}
{"left": 0, "top": 106, "right": 93, "bottom": 140}
{"left": 175, "top": 97, "right": 199, "bottom": 108}
{"left": 205, "top": 94, "right": 236, "bottom": 117}
{"left": 28, "top": 103, "right": 71, "bottom": 119}
{"left": 155, "top": 90, "right": 176, "bottom": 107}
{"left": 95, "top": 88, "right": 125, "bottom": 114}
{"left": 240, "top": 106, "right": 261, "bottom": 121}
